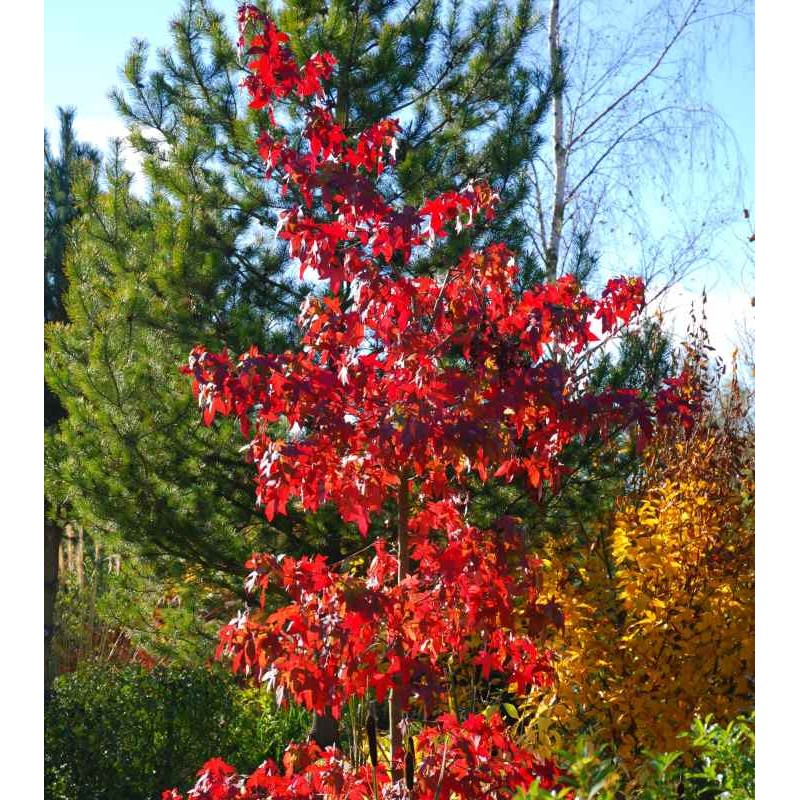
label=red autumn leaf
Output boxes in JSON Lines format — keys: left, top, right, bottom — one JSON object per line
{"left": 169, "top": 9, "right": 693, "bottom": 799}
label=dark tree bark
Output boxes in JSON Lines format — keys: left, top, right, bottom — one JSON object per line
{"left": 309, "top": 713, "right": 340, "bottom": 748}
{"left": 44, "top": 514, "right": 61, "bottom": 698}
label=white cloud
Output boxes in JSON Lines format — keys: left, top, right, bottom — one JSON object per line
{"left": 647, "top": 280, "right": 755, "bottom": 370}
{"left": 44, "top": 112, "right": 153, "bottom": 194}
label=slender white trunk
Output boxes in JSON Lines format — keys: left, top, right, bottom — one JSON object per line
{"left": 546, "top": 0, "right": 566, "bottom": 282}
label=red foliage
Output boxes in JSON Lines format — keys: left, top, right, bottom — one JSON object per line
{"left": 163, "top": 714, "right": 561, "bottom": 799}
{"left": 218, "top": 521, "right": 552, "bottom": 717}
{"left": 167, "top": 6, "right": 691, "bottom": 797}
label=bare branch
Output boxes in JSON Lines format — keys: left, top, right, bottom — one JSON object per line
{"left": 569, "top": 0, "right": 702, "bottom": 148}
{"left": 566, "top": 105, "right": 683, "bottom": 203}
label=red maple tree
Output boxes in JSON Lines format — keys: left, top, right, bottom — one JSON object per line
{"left": 166, "top": 7, "right": 693, "bottom": 798}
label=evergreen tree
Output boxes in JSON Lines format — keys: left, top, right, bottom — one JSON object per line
{"left": 44, "top": 107, "right": 100, "bottom": 421}
{"left": 44, "top": 108, "right": 101, "bottom": 695}
{"left": 45, "top": 0, "right": 547, "bottom": 629}
{"left": 270, "top": 0, "right": 548, "bottom": 275}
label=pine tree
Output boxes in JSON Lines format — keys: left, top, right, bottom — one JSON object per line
{"left": 45, "top": 0, "right": 547, "bottom": 649}
{"left": 44, "top": 107, "right": 100, "bottom": 419}
{"left": 44, "top": 108, "right": 100, "bottom": 696}
{"left": 270, "top": 0, "right": 547, "bottom": 274}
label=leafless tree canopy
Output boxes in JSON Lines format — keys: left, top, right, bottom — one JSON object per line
{"left": 524, "top": 0, "right": 752, "bottom": 292}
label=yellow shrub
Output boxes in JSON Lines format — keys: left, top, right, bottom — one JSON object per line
{"left": 522, "top": 417, "right": 754, "bottom": 767}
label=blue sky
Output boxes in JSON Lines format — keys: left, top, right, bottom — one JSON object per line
{"left": 44, "top": 1, "right": 754, "bottom": 178}
{"left": 44, "top": 0, "right": 755, "bottom": 355}
{"left": 46, "top": 0, "right": 182, "bottom": 120}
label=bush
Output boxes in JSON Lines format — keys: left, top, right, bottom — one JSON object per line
{"left": 516, "top": 713, "right": 754, "bottom": 800}
{"left": 678, "top": 714, "right": 755, "bottom": 800}
{"left": 45, "top": 664, "right": 310, "bottom": 800}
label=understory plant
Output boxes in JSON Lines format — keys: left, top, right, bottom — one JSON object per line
{"left": 516, "top": 713, "right": 755, "bottom": 800}
{"left": 45, "top": 665, "right": 310, "bottom": 800}
{"left": 519, "top": 333, "right": 754, "bottom": 768}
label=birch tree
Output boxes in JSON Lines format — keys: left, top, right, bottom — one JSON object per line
{"left": 528, "top": 0, "right": 752, "bottom": 286}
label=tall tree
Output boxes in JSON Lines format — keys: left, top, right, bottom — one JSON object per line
{"left": 467, "top": 0, "right": 752, "bottom": 551}
{"left": 161, "top": 15, "right": 688, "bottom": 796}
{"left": 45, "top": 0, "right": 547, "bottom": 667}
{"left": 44, "top": 108, "right": 100, "bottom": 695}
{"left": 44, "top": 107, "right": 100, "bottom": 414}
{"left": 527, "top": 0, "right": 751, "bottom": 284}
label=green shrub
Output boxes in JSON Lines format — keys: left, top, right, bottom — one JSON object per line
{"left": 678, "top": 714, "right": 755, "bottom": 800}
{"left": 516, "top": 713, "right": 754, "bottom": 800}
{"left": 45, "top": 664, "right": 310, "bottom": 800}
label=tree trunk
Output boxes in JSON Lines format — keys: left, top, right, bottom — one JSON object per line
{"left": 89, "top": 539, "right": 101, "bottom": 655}
{"left": 65, "top": 523, "right": 74, "bottom": 573}
{"left": 388, "top": 472, "right": 410, "bottom": 780}
{"left": 44, "top": 513, "right": 62, "bottom": 699}
{"left": 310, "top": 713, "right": 340, "bottom": 749}
{"left": 308, "top": 527, "right": 343, "bottom": 749}
{"left": 545, "top": 0, "right": 566, "bottom": 282}
{"left": 58, "top": 535, "right": 65, "bottom": 578}
{"left": 76, "top": 524, "right": 85, "bottom": 587}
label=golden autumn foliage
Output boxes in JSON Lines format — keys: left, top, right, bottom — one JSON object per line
{"left": 521, "top": 382, "right": 754, "bottom": 768}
